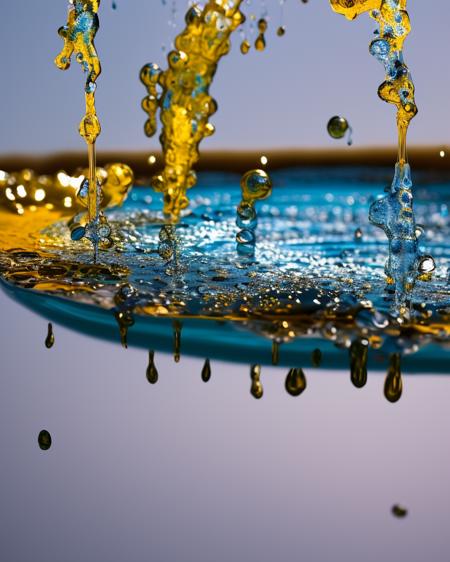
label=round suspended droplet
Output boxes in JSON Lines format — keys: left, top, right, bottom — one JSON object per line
{"left": 240, "top": 39, "right": 251, "bottom": 54}
{"left": 327, "top": 116, "right": 350, "bottom": 140}
{"left": 241, "top": 169, "right": 272, "bottom": 203}
{"left": 38, "top": 430, "right": 52, "bottom": 451}
{"left": 277, "top": 26, "right": 286, "bottom": 37}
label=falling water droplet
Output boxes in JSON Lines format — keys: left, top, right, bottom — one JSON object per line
{"left": 384, "top": 353, "right": 403, "bottom": 403}
{"left": 240, "top": 39, "right": 251, "bottom": 54}
{"left": 173, "top": 320, "right": 182, "bottom": 363}
{"left": 350, "top": 340, "right": 368, "bottom": 388}
{"left": 38, "top": 430, "right": 52, "bottom": 451}
{"left": 45, "top": 323, "right": 55, "bottom": 349}
{"left": 146, "top": 351, "right": 158, "bottom": 384}
{"left": 327, "top": 115, "right": 353, "bottom": 145}
{"left": 392, "top": 505, "right": 408, "bottom": 518}
{"left": 250, "top": 364, "right": 263, "bottom": 399}
{"left": 201, "top": 358, "right": 211, "bottom": 382}
{"left": 285, "top": 368, "right": 307, "bottom": 397}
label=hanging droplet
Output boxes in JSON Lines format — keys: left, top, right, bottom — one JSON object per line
{"left": 327, "top": 116, "right": 353, "bottom": 145}
{"left": 45, "top": 323, "right": 55, "bottom": 349}
{"left": 285, "top": 368, "right": 307, "bottom": 397}
{"left": 146, "top": 351, "right": 158, "bottom": 384}
{"left": 112, "top": 1, "right": 117, "bottom": 9}
{"left": 201, "top": 358, "right": 211, "bottom": 382}
{"left": 240, "top": 39, "right": 251, "bottom": 54}
{"left": 384, "top": 353, "right": 403, "bottom": 403}
{"left": 173, "top": 320, "right": 182, "bottom": 363}
{"left": 277, "top": 26, "right": 286, "bottom": 36}
{"left": 114, "top": 310, "right": 134, "bottom": 349}
{"left": 250, "top": 364, "right": 263, "bottom": 399}
{"left": 312, "top": 348, "right": 322, "bottom": 368}
{"left": 392, "top": 505, "right": 408, "bottom": 518}
{"left": 350, "top": 340, "right": 368, "bottom": 388}
{"left": 255, "top": 18, "right": 267, "bottom": 51}
{"left": 271, "top": 341, "right": 280, "bottom": 365}
{"left": 354, "top": 227, "right": 363, "bottom": 241}
{"left": 38, "top": 430, "right": 52, "bottom": 451}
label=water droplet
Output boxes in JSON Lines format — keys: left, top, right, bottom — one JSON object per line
{"left": 285, "top": 368, "right": 307, "bottom": 397}
{"left": 350, "top": 340, "right": 368, "bottom": 388}
{"left": 277, "top": 26, "right": 286, "bottom": 36}
{"left": 146, "top": 351, "right": 158, "bottom": 384}
{"left": 384, "top": 353, "right": 402, "bottom": 403}
{"left": 201, "top": 358, "right": 211, "bottom": 382}
{"left": 250, "top": 364, "right": 263, "bottom": 399}
{"left": 392, "top": 505, "right": 408, "bottom": 518}
{"left": 38, "top": 430, "right": 52, "bottom": 451}
{"left": 45, "top": 323, "right": 55, "bottom": 349}
{"left": 240, "top": 39, "right": 250, "bottom": 54}
{"left": 327, "top": 115, "right": 352, "bottom": 145}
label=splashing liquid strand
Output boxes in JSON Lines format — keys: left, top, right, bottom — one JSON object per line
{"left": 384, "top": 352, "right": 403, "bottom": 403}
{"left": 236, "top": 169, "right": 272, "bottom": 257}
{"left": 55, "top": 0, "right": 108, "bottom": 260}
{"left": 45, "top": 322, "right": 55, "bottom": 349}
{"left": 146, "top": 351, "right": 159, "bottom": 384}
{"left": 140, "top": 1, "right": 245, "bottom": 219}
{"left": 330, "top": 0, "right": 433, "bottom": 307}
{"left": 285, "top": 368, "right": 307, "bottom": 397}
{"left": 349, "top": 340, "right": 368, "bottom": 388}
{"left": 38, "top": 430, "right": 52, "bottom": 451}
{"left": 201, "top": 358, "right": 212, "bottom": 382}
{"left": 250, "top": 364, "right": 263, "bottom": 399}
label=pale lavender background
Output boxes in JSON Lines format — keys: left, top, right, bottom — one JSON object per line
{"left": 1, "top": 1, "right": 450, "bottom": 561}
{"left": 0, "top": 0, "right": 448, "bottom": 154}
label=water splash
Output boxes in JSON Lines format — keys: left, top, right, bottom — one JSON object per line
{"left": 236, "top": 169, "right": 272, "bottom": 257}
{"left": 45, "top": 322, "right": 55, "bottom": 349}
{"left": 140, "top": 1, "right": 245, "bottom": 219}
{"left": 330, "top": 0, "right": 434, "bottom": 308}
{"left": 55, "top": 0, "right": 107, "bottom": 259}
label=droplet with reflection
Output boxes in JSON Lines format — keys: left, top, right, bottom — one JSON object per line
{"left": 285, "top": 368, "right": 307, "bottom": 397}
{"left": 146, "top": 351, "right": 159, "bottom": 384}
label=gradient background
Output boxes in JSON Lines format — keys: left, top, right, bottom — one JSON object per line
{"left": 1, "top": 1, "right": 450, "bottom": 561}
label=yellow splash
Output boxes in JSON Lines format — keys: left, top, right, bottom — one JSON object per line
{"left": 55, "top": 0, "right": 103, "bottom": 255}
{"left": 140, "top": 1, "right": 245, "bottom": 219}
{"left": 330, "top": 0, "right": 417, "bottom": 165}
{"left": 0, "top": 164, "right": 133, "bottom": 219}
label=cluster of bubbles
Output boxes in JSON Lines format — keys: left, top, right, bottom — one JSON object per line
{"left": 236, "top": 169, "right": 272, "bottom": 256}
